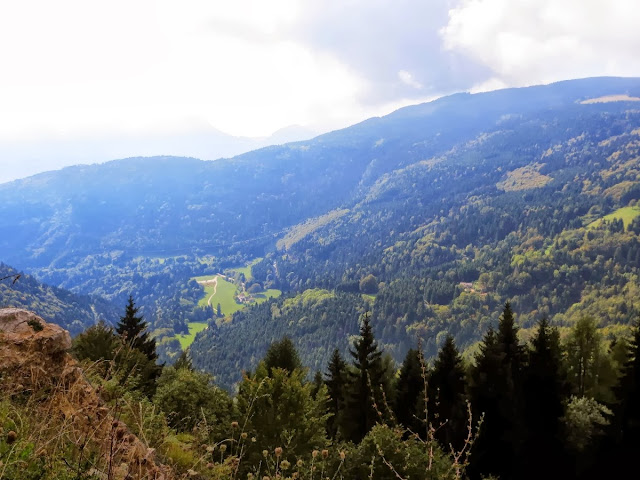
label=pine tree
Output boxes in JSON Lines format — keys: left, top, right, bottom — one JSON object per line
{"left": 310, "top": 371, "right": 324, "bottom": 399}
{"left": 174, "top": 349, "right": 194, "bottom": 371}
{"left": 469, "top": 327, "right": 504, "bottom": 480}
{"left": 116, "top": 295, "right": 157, "bottom": 361}
{"left": 344, "top": 313, "right": 384, "bottom": 442}
{"left": 325, "top": 348, "right": 347, "bottom": 439}
{"left": 616, "top": 319, "right": 640, "bottom": 449}
{"left": 469, "top": 303, "right": 527, "bottom": 480}
{"left": 263, "top": 336, "right": 302, "bottom": 375}
{"left": 522, "top": 318, "right": 569, "bottom": 479}
{"left": 497, "top": 302, "right": 526, "bottom": 378}
{"left": 428, "top": 335, "right": 468, "bottom": 451}
{"left": 115, "top": 295, "right": 162, "bottom": 397}
{"left": 394, "top": 348, "right": 423, "bottom": 433}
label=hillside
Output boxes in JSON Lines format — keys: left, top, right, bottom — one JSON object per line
{"left": 2, "top": 77, "right": 640, "bottom": 369}
{"left": 189, "top": 77, "right": 640, "bottom": 378}
{"left": 0, "top": 263, "right": 119, "bottom": 335}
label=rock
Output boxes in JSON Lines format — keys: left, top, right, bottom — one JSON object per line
{"left": 0, "top": 309, "right": 174, "bottom": 479}
{"left": 0, "top": 308, "right": 71, "bottom": 379}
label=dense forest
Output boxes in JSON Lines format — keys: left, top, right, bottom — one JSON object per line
{"left": 4, "top": 78, "right": 640, "bottom": 478}
{"left": 11, "top": 299, "right": 633, "bottom": 480}
{"left": 4, "top": 77, "right": 640, "bottom": 387}
{"left": 0, "top": 263, "right": 119, "bottom": 335}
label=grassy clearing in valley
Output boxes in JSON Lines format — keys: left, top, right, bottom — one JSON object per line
{"left": 175, "top": 321, "right": 208, "bottom": 349}
{"left": 588, "top": 205, "right": 640, "bottom": 229}
{"left": 229, "top": 257, "right": 262, "bottom": 281}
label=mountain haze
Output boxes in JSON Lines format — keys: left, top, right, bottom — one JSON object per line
{"left": 2, "top": 77, "right": 640, "bottom": 378}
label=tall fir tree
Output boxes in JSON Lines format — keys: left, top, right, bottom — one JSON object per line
{"left": 344, "top": 313, "right": 385, "bottom": 443}
{"left": 522, "top": 318, "right": 569, "bottom": 480}
{"left": 615, "top": 319, "right": 640, "bottom": 451}
{"left": 325, "top": 348, "right": 348, "bottom": 439}
{"left": 116, "top": 295, "right": 157, "bottom": 361}
{"left": 469, "top": 303, "right": 526, "bottom": 480}
{"left": 174, "top": 349, "right": 194, "bottom": 371}
{"left": 115, "top": 295, "right": 162, "bottom": 396}
{"left": 427, "top": 335, "right": 468, "bottom": 451}
{"left": 394, "top": 348, "right": 424, "bottom": 434}
{"left": 263, "top": 336, "right": 302, "bottom": 375}
{"left": 469, "top": 327, "right": 504, "bottom": 480}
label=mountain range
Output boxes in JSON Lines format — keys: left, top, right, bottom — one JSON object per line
{"left": 2, "top": 76, "right": 640, "bottom": 383}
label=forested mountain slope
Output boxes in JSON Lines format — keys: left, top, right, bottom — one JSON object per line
{"left": 2, "top": 77, "right": 640, "bottom": 371}
{"left": 0, "top": 263, "right": 118, "bottom": 334}
{"left": 189, "top": 78, "right": 640, "bottom": 381}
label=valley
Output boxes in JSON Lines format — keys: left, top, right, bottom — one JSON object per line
{"left": 2, "top": 77, "right": 640, "bottom": 373}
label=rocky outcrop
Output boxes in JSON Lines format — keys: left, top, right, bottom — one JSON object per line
{"left": 0, "top": 308, "right": 71, "bottom": 386}
{"left": 0, "top": 308, "right": 174, "bottom": 480}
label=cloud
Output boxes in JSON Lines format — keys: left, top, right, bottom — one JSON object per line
{"left": 441, "top": 0, "right": 640, "bottom": 89}
{"left": 2, "top": 0, "right": 640, "bottom": 182}
{"left": 398, "top": 70, "right": 423, "bottom": 89}
{"left": 286, "top": 0, "right": 491, "bottom": 104}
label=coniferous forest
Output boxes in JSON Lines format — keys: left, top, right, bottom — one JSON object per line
{"left": 4, "top": 78, "right": 640, "bottom": 478}
{"left": 58, "top": 299, "right": 640, "bottom": 480}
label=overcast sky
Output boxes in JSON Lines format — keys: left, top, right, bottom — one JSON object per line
{"left": 1, "top": 0, "right": 639, "bottom": 183}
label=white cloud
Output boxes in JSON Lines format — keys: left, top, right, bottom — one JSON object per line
{"left": 398, "top": 70, "right": 422, "bottom": 89}
{"left": 1, "top": 0, "right": 639, "bottom": 182}
{"left": 441, "top": 0, "right": 640, "bottom": 89}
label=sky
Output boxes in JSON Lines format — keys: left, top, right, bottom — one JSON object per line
{"left": 1, "top": 0, "right": 639, "bottom": 183}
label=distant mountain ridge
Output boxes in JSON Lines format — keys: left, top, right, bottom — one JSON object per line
{"left": 2, "top": 77, "right": 640, "bottom": 369}
{"left": 0, "top": 263, "right": 119, "bottom": 335}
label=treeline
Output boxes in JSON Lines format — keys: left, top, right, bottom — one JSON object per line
{"left": 190, "top": 289, "right": 369, "bottom": 389}
{"left": 72, "top": 298, "right": 640, "bottom": 479}
{"left": 0, "top": 262, "right": 119, "bottom": 335}
{"left": 246, "top": 111, "right": 640, "bottom": 362}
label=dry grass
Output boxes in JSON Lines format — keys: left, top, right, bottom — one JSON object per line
{"left": 497, "top": 164, "right": 552, "bottom": 192}
{"left": 580, "top": 94, "right": 640, "bottom": 104}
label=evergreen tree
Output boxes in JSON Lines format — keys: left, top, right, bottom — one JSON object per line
{"left": 71, "top": 321, "right": 119, "bottom": 371}
{"left": 236, "top": 364, "right": 329, "bottom": 474}
{"left": 310, "top": 370, "right": 324, "bottom": 399}
{"left": 616, "top": 319, "right": 640, "bottom": 450}
{"left": 344, "top": 313, "right": 385, "bottom": 442}
{"left": 174, "top": 349, "right": 194, "bottom": 371}
{"left": 325, "top": 348, "right": 348, "bottom": 439}
{"left": 115, "top": 296, "right": 162, "bottom": 396}
{"left": 497, "top": 302, "right": 526, "bottom": 379}
{"left": 427, "top": 335, "right": 468, "bottom": 451}
{"left": 469, "top": 303, "right": 527, "bottom": 480}
{"left": 394, "top": 348, "right": 423, "bottom": 433}
{"left": 116, "top": 295, "right": 157, "bottom": 361}
{"left": 469, "top": 327, "right": 504, "bottom": 480}
{"left": 522, "top": 318, "right": 569, "bottom": 479}
{"left": 263, "top": 336, "right": 302, "bottom": 375}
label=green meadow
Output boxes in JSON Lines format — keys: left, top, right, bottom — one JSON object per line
{"left": 588, "top": 205, "right": 640, "bottom": 229}
{"left": 175, "top": 321, "right": 208, "bottom": 350}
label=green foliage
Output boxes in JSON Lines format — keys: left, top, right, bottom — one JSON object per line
{"left": 343, "top": 314, "right": 389, "bottom": 443}
{"left": 428, "top": 335, "right": 468, "bottom": 450}
{"left": 236, "top": 365, "right": 330, "bottom": 468}
{"left": 346, "top": 424, "right": 455, "bottom": 480}
{"left": 190, "top": 290, "right": 367, "bottom": 389}
{"left": 359, "top": 274, "right": 379, "bottom": 294}
{"left": 72, "top": 320, "right": 119, "bottom": 368}
{"left": 394, "top": 348, "right": 423, "bottom": 433}
{"left": 564, "top": 317, "right": 618, "bottom": 402}
{"left": 263, "top": 337, "right": 302, "bottom": 376}
{"left": 563, "top": 396, "right": 613, "bottom": 452}
{"left": 117, "top": 295, "right": 158, "bottom": 361}
{"left": 153, "top": 367, "right": 232, "bottom": 434}
{"left": 324, "top": 348, "right": 348, "bottom": 439}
